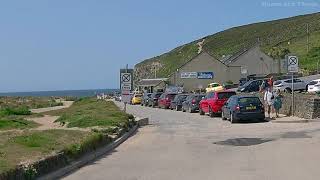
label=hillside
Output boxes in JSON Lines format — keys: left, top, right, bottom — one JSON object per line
{"left": 134, "top": 12, "right": 320, "bottom": 82}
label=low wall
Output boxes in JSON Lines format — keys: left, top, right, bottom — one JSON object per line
{"left": 247, "top": 92, "right": 320, "bottom": 119}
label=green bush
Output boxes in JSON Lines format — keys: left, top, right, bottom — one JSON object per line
{"left": 0, "top": 107, "right": 31, "bottom": 116}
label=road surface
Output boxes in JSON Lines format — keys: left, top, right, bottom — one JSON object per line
{"left": 63, "top": 102, "right": 320, "bottom": 180}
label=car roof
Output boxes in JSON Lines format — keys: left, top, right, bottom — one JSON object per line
{"left": 231, "top": 95, "right": 259, "bottom": 98}
{"left": 215, "top": 90, "right": 236, "bottom": 93}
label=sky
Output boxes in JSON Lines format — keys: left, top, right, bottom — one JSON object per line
{"left": 0, "top": 0, "right": 319, "bottom": 92}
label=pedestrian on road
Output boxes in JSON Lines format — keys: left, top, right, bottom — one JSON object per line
{"left": 273, "top": 89, "right": 283, "bottom": 118}
{"left": 264, "top": 87, "right": 275, "bottom": 119}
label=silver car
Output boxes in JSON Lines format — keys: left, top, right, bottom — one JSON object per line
{"left": 273, "top": 78, "right": 307, "bottom": 93}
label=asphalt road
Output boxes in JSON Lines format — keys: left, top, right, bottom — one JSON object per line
{"left": 63, "top": 102, "right": 320, "bottom": 180}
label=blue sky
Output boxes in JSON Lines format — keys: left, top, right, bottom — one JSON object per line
{"left": 0, "top": 0, "right": 319, "bottom": 92}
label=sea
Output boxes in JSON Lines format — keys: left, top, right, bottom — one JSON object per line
{"left": 0, "top": 89, "right": 120, "bottom": 97}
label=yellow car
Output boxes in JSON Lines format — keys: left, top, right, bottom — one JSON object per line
{"left": 131, "top": 94, "right": 142, "bottom": 105}
{"left": 206, "top": 83, "right": 224, "bottom": 93}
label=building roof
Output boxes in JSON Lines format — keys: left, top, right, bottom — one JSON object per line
{"left": 221, "top": 44, "right": 260, "bottom": 65}
{"left": 137, "top": 78, "right": 168, "bottom": 87}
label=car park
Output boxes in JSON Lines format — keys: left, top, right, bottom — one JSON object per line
{"left": 221, "top": 95, "right": 265, "bottom": 123}
{"left": 141, "top": 93, "right": 152, "bottom": 106}
{"left": 237, "top": 79, "right": 264, "bottom": 92}
{"left": 148, "top": 92, "right": 163, "bottom": 107}
{"left": 131, "top": 94, "right": 142, "bottom": 105}
{"left": 158, "top": 93, "right": 177, "bottom": 109}
{"left": 199, "top": 91, "right": 236, "bottom": 117}
{"left": 273, "top": 78, "right": 307, "bottom": 93}
{"left": 307, "top": 79, "right": 320, "bottom": 93}
{"left": 182, "top": 94, "right": 205, "bottom": 113}
{"left": 170, "top": 94, "right": 188, "bottom": 111}
{"left": 206, "top": 83, "right": 224, "bottom": 93}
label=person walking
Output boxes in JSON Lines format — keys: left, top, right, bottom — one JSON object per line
{"left": 264, "top": 87, "right": 275, "bottom": 119}
{"left": 273, "top": 89, "right": 283, "bottom": 118}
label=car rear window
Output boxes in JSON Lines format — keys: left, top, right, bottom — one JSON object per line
{"left": 195, "top": 95, "right": 205, "bottom": 100}
{"left": 238, "top": 97, "right": 261, "bottom": 106}
{"left": 179, "top": 95, "right": 188, "bottom": 100}
{"left": 274, "top": 81, "right": 282, "bottom": 85}
{"left": 309, "top": 81, "right": 318, "bottom": 85}
{"left": 217, "top": 92, "right": 236, "bottom": 99}
{"left": 167, "top": 94, "right": 177, "bottom": 99}
{"left": 135, "top": 94, "right": 142, "bottom": 97}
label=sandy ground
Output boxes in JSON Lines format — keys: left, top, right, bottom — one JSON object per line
{"left": 26, "top": 101, "right": 75, "bottom": 130}
{"left": 30, "top": 101, "right": 74, "bottom": 113}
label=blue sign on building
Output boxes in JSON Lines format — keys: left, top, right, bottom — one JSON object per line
{"left": 197, "top": 72, "right": 214, "bottom": 79}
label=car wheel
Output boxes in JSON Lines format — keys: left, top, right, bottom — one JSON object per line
{"left": 209, "top": 107, "right": 215, "bottom": 118}
{"left": 188, "top": 107, "right": 193, "bottom": 113}
{"left": 175, "top": 106, "right": 179, "bottom": 111}
{"left": 199, "top": 107, "right": 205, "bottom": 115}
{"left": 222, "top": 111, "right": 227, "bottom": 120}
{"left": 230, "top": 113, "right": 237, "bottom": 124}
{"left": 182, "top": 106, "right": 186, "bottom": 112}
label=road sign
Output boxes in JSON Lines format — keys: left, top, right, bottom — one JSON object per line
{"left": 120, "top": 73, "right": 132, "bottom": 91}
{"left": 287, "top": 56, "right": 299, "bottom": 73}
{"left": 121, "top": 83, "right": 132, "bottom": 91}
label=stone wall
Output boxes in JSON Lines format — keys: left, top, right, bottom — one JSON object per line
{"left": 249, "top": 92, "right": 320, "bottom": 119}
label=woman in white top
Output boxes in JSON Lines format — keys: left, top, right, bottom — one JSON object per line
{"left": 264, "top": 87, "right": 275, "bottom": 118}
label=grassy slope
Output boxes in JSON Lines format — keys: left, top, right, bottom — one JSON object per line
{"left": 136, "top": 12, "right": 320, "bottom": 78}
{"left": 44, "top": 98, "right": 130, "bottom": 128}
{"left": 0, "top": 130, "right": 89, "bottom": 173}
{"left": 0, "top": 98, "right": 132, "bottom": 174}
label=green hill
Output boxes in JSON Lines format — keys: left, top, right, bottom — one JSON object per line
{"left": 134, "top": 12, "right": 320, "bottom": 81}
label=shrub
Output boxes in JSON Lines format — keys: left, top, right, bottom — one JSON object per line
{"left": 0, "top": 107, "right": 31, "bottom": 116}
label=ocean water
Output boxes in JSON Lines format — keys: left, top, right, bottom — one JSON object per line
{"left": 0, "top": 89, "right": 119, "bottom": 97}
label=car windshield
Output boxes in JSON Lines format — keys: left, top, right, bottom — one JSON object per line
{"left": 155, "top": 94, "right": 162, "bottom": 98}
{"left": 135, "top": 94, "right": 142, "bottom": 97}
{"left": 240, "top": 81, "right": 253, "bottom": 87}
{"left": 238, "top": 97, "right": 261, "bottom": 106}
{"left": 217, "top": 92, "right": 236, "bottom": 99}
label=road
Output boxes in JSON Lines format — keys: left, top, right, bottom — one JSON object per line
{"left": 63, "top": 102, "right": 320, "bottom": 180}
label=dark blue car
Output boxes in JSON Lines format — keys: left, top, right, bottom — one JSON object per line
{"left": 170, "top": 94, "right": 188, "bottom": 111}
{"left": 221, "top": 95, "right": 265, "bottom": 123}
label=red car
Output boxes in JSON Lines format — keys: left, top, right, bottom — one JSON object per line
{"left": 199, "top": 91, "right": 236, "bottom": 117}
{"left": 158, "top": 93, "right": 177, "bottom": 109}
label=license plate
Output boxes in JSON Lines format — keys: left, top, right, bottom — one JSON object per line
{"left": 246, "top": 106, "right": 256, "bottom": 110}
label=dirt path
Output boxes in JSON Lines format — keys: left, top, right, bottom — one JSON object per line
{"left": 30, "top": 101, "right": 74, "bottom": 113}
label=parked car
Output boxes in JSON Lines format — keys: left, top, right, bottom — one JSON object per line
{"left": 131, "top": 94, "right": 142, "bottom": 105}
{"left": 141, "top": 93, "right": 152, "bottom": 106}
{"left": 206, "top": 83, "right": 224, "bottom": 93}
{"left": 307, "top": 79, "right": 320, "bottom": 93}
{"left": 182, "top": 94, "right": 205, "bottom": 113}
{"left": 158, "top": 93, "right": 177, "bottom": 109}
{"left": 199, "top": 91, "right": 236, "bottom": 117}
{"left": 237, "top": 80, "right": 264, "bottom": 92}
{"left": 273, "top": 78, "right": 307, "bottom": 93}
{"left": 148, "top": 92, "right": 163, "bottom": 107}
{"left": 221, "top": 95, "right": 265, "bottom": 123}
{"left": 170, "top": 94, "right": 189, "bottom": 111}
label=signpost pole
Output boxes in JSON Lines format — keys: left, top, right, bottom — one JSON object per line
{"left": 291, "top": 73, "right": 294, "bottom": 116}
{"left": 124, "top": 64, "right": 128, "bottom": 113}
{"left": 287, "top": 55, "right": 298, "bottom": 117}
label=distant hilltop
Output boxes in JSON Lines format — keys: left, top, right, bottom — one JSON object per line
{"left": 134, "top": 12, "right": 320, "bottom": 82}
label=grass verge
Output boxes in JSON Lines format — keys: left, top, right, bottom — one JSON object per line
{"left": 45, "top": 98, "right": 132, "bottom": 128}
